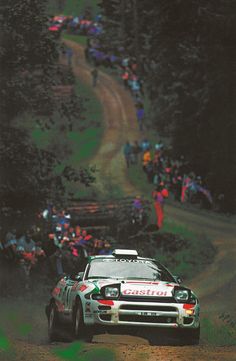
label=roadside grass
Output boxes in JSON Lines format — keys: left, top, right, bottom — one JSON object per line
{"left": 127, "top": 163, "right": 153, "bottom": 197}
{"left": 0, "top": 329, "right": 10, "bottom": 352}
{"left": 201, "top": 317, "right": 236, "bottom": 346}
{"left": 32, "top": 79, "right": 103, "bottom": 165}
{"left": 156, "top": 216, "right": 216, "bottom": 280}
{"left": 54, "top": 341, "right": 115, "bottom": 361}
{"left": 63, "top": 33, "right": 88, "bottom": 47}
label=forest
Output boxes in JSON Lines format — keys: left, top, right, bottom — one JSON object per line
{"left": 0, "top": 0, "right": 236, "bottom": 235}
{"left": 99, "top": 0, "right": 236, "bottom": 212}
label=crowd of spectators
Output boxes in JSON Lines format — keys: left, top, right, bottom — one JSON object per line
{"left": 124, "top": 139, "right": 213, "bottom": 210}
{"left": 0, "top": 207, "right": 112, "bottom": 288}
{"left": 48, "top": 14, "right": 103, "bottom": 37}
{"left": 85, "top": 29, "right": 145, "bottom": 130}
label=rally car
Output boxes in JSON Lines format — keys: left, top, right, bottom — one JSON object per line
{"left": 46, "top": 249, "right": 200, "bottom": 345}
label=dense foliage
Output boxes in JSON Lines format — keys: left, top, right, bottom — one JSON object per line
{"left": 99, "top": 0, "right": 236, "bottom": 212}
{"left": 0, "top": 0, "right": 94, "bottom": 232}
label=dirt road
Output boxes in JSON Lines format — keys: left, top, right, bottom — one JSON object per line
{"left": 66, "top": 39, "right": 236, "bottom": 319}
{"left": 1, "top": 40, "right": 236, "bottom": 361}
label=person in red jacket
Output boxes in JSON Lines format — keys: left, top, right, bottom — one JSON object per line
{"left": 152, "top": 185, "right": 168, "bottom": 229}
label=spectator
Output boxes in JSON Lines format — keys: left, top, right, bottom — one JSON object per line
{"left": 122, "top": 69, "right": 129, "bottom": 88}
{"left": 142, "top": 148, "right": 151, "bottom": 171}
{"left": 132, "top": 140, "right": 142, "bottom": 163}
{"left": 141, "top": 139, "right": 151, "bottom": 152}
{"left": 152, "top": 186, "right": 165, "bottom": 229}
{"left": 136, "top": 106, "right": 145, "bottom": 131}
{"left": 66, "top": 47, "right": 73, "bottom": 66}
{"left": 123, "top": 141, "right": 132, "bottom": 168}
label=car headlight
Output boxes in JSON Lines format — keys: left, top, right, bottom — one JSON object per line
{"left": 104, "top": 287, "right": 119, "bottom": 299}
{"left": 174, "top": 289, "right": 189, "bottom": 302}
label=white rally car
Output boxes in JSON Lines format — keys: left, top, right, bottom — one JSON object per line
{"left": 46, "top": 249, "right": 200, "bottom": 345}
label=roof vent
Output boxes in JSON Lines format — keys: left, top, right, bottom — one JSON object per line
{"left": 112, "top": 249, "right": 138, "bottom": 258}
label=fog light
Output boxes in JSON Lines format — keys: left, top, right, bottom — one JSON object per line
{"left": 186, "top": 309, "right": 194, "bottom": 315}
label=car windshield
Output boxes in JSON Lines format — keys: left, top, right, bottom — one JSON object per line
{"left": 86, "top": 258, "right": 174, "bottom": 282}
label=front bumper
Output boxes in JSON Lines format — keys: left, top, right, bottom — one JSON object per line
{"left": 84, "top": 299, "right": 200, "bottom": 329}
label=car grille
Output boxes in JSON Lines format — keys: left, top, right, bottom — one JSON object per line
{"left": 119, "top": 296, "right": 175, "bottom": 303}
{"left": 120, "top": 304, "right": 176, "bottom": 312}
{"left": 119, "top": 315, "right": 177, "bottom": 323}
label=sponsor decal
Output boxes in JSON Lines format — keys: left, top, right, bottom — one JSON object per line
{"left": 122, "top": 288, "right": 168, "bottom": 297}
{"left": 79, "top": 284, "right": 88, "bottom": 292}
{"left": 52, "top": 287, "right": 61, "bottom": 297}
{"left": 103, "top": 259, "right": 153, "bottom": 264}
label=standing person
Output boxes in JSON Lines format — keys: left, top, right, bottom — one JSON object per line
{"left": 66, "top": 47, "right": 73, "bottom": 66}
{"left": 142, "top": 148, "right": 151, "bottom": 172}
{"left": 122, "top": 69, "right": 129, "bottom": 88}
{"left": 91, "top": 67, "right": 98, "bottom": 87}
{"left": 123, "top": 141, "right": 132, "bottom": 168}
{"left": 132, "top": 140, "right": 141, "bottom": 163}
{"left": 136, "top": 106, "right": 144, "bottom": 131}
{"left": 181, "top": 174, "right": 191, "bottom": 203}
{"left": 152, "top": 186, "right": 165, "bottom": 229}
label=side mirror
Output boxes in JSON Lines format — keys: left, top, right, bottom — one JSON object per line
{"left": 173, "top": 275, "right": 182, "bottom": 284}
{"left": 70, "top": 273, "right": 82, "bottom": 281}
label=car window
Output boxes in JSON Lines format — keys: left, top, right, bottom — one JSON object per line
{"left": 86, "top": 258, "right": 175, "bottom": 282}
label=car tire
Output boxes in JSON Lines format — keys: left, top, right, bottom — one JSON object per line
{"left": 73, "top": 300, "right": 93, "bottom": 342}
{"left": 48, "top": 302, "right": 61, "bottom": 342}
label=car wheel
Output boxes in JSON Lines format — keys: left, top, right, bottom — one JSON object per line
{"left": 74, "top": 300, "right": 93, "bottom": 342}
{"left": 48, "top": 302, "right": 60, "bottom": 342}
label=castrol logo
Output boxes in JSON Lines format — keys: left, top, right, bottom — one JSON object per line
{"left": 122, "top": 288, "right": 168, "bottom": 297}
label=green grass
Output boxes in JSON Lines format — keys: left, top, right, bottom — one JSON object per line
{"left": 63, "top": 33, "right": 88, "bottom": 46}
{"left": 55, "top": 341, "right": 115, "bottom": 361}
{"left": 32, "top": 78, "right": 103, "bottom": 167}
{"left": 161, "top": 217, "right": 196, "bottom": 240}
{"left": 201, "top": 317, "right": 236, "bottom": 346}
{"left": 127, "top": 163, "right": 154, "bottom": 196}
{"left": 0, "top": 330, "right": 10, "bottom": 351}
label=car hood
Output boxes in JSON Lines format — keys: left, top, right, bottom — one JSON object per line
{"left": 90, "top": 279, "right": 178, "bottom": 298}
